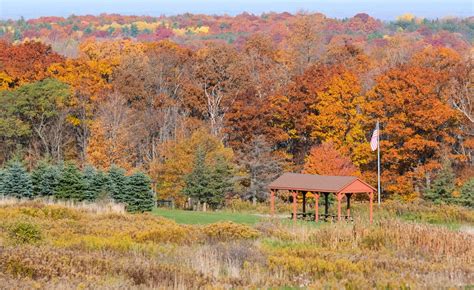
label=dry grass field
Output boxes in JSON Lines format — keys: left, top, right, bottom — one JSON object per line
{"left": 0, "top": 198, "right": 473, "bottom": 289}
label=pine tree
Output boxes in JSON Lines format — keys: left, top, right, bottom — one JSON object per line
{"left": 130, "top": 24, "right": 139, "bottom": 37}
{"left": 56, "top": 162, "right": 84, "bottom": 200}
{"left": 125, "top": 172, "right": 154, "bottom": 212}
{"left": 208, "top": 155, "right": 234, "bottom": 208}
{"left": 32, "top": 161, "right": 60, "bottom": 197}
{"left": 0, "top": 168, "right": 6, "bottom": 197}
{"left": 107, "top": 165, "right": 128, "bottom": 203}
{"left": 182, "top": 148, "right": 213, "bottom": 208}
{"left": 82, "top": 165, "right": 104, "bottom": 201}
{"left": 424, "top": 161, "right": 455, "bottom": 204}
{"left": 458, "top": 178, "right": 474, "bottom": 208}
{"left": 3, "top": 161, "right": 33, "bottom": 198}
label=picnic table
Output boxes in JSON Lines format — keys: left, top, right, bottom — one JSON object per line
{"left": 290, "top": 212, "right": 354, "bottom": 222}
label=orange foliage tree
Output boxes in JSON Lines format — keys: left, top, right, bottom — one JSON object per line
{"left": 303, "top": 142, "right": 358, "bottom": 176}
{"left": 366, "top": 65, "right": 460, "bottom": 197}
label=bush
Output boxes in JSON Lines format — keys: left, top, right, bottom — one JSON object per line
{"left": 203, "top": 221, "right": 259, "bottom": 241}
{"left": 134, "top": 224, "right": 197, "bottom": 244}
{"left": 8, "top": 222, "right": 42, "bottom": 244}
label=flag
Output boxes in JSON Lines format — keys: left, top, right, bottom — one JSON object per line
{"left": 370, "top": 125, "right": 379, "bottom": 151}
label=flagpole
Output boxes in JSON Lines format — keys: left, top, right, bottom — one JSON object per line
{"left": 377, "top": 120, "right": 381, "bottom": 205}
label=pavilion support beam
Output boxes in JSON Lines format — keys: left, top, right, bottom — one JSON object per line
{"left": 324, "top": 193, "right": 329, "bottom": 218}
{"left": 314, "top": 193, "right": 319, "bottom": 222}
{"left": 369, "top": 191, "right": 373, "bottom": 224}
{"left": 346, "top": 193, "right": 351, "bottom": 219}
{"left": 292, "top": 190, "right": 297, "bottom": 222}
{"left": 337, "top": 193, "right": 342, "bottom": 221}
{"left": 270, "top": 189, "right": 275, "bottom": 217}
{"left": 302, "top": 191, "right": 306, "bottom": 214}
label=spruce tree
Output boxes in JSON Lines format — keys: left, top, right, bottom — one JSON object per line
{"left": 56, "top": 162, "right": 84, "bottom": 200}
{"left": 424, "top": 161, "right": 455, "bottom": 204}
{"left": 458, "top": 178, "right": 474, "bottom": 208}
{"left": 125, "top": 172, "right": 154, "bottom": 212}
{"left": 107, "top": 165, "right": 128, "bottom": 203}
{"left": 208, "top": 155, "right": 234, "bottom": 208}
{"left": 0, "top": 168, "right": 6, "bottom": 197}
{"left": 182, "top": 148, "right": 213, "bottom": 208}
{"left": 3, "top": 161, "right": 33, "bottom": 198}
{"left": 31, "top": 161, "right": 60, "bottom": 197}
{"left": 94, "top": 170, "right": 109, "bottom": 200}
{"left": 82, "top": 165, "right": 101, "bottom": 201}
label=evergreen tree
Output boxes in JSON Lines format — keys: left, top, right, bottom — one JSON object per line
{"left": 130, "top": 24, "right": 139, "bottom": 37}
{"left": 94, "top": 170, "right": 109, "bottom": 200}
{"left": 182, "top": 148, "right": 213, "bottom": 209}
{"left": 82, "top": 165, "right": 104, "bottom": 201}
{"left": 424, "top": 161, "right": 455, "bottom": 204}
{"left": 56, "top": 162, "right": 84, "bottom": 200}
{"left": 107, "top": 165, "right": 128, "bottom": 203}
{"left": 208, "top": 155, "right": 234, "bottom": 208}
{"left": 3, "top": 161, "right": 33, "bottom": 198}
{"left": 31, "top": 161, "right": 60, "bottom": 197}
{"left": 125, "top": 172, "right": 154, "bottom": 212}
{"left": 0, "top": 168, "right": 6, "bottom": 197}
{"left": 458, "top": 178, "right": 474, "bottom": 208}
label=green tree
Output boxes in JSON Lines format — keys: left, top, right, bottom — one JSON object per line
{"left": 424, "top": 161, "right": 455, "bottom": 204}
{"left": 31, "top": 161, "right": 60, "bottom": 197}
{"left": 3, "top": 161, "right": 33, "bottom": 198}
{"left": 208, "top": 155, "right": 234, "bottom": 208}
{"left": 0, "top": 78, "right": 71, "bottom": 162}
{"left": 82, "top": 165, "right": 106, "bottom": 201}
{"left": 56, "top": 162, "right": 84, "bottom": 200}
{"left": 130, "top": 24, "right": 139, "bottom": 37}
{"left": 182, "top": 148, "right": 213, "bottom": 210}
{"left": 0, "top": 168, "right": 5, "bottom": 197}
{"left": 107, "top": 165, "right": 128, "bottom": 203}
{"left": 458, "top": 178, "right": 474, "bottom": 208}
{"left": 125, "top": 172, "right": 154, "bottom": 212}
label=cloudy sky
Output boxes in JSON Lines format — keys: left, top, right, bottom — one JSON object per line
{"left": 1, "top": 0, "right": 472, "bottom": 20}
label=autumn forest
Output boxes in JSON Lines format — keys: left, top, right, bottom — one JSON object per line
{"left": 0, "top": 12, "right": 473, "bottom": 206}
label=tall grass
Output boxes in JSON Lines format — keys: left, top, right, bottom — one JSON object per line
{"left": 0, "top": 199, "right": 472, "bottom": 288}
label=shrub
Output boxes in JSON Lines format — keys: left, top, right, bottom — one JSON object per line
{"left": 203, "top": 221, "right": 259, "bottom": 241}
{"left": 134, "top": 224, "right": 197, "bottom": 244}
{"left": 8, "top": 222, "right": 42, "bottom": 244}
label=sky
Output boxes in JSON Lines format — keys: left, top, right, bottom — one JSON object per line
{"left": 0, "top": 0, "right": 472, "bottom": 20}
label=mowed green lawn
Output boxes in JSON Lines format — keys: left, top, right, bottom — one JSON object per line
{"left": 152, "top": 208, "right": 262, "bottom": 225}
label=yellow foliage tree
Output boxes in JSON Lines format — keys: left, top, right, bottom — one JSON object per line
{"left": 150, "top": 128, "right": 234, "bottom": 207}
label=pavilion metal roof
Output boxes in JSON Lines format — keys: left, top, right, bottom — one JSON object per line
{"left": 268, "top": 173, "right": 375, "bottom": 193}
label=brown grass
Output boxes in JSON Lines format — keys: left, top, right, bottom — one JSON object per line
{"left": 0, "top": 199, "right": 473, "bottom": 289}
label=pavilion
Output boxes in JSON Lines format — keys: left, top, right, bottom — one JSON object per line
{"left": 268, "top": 173, "right": 376, "bottom": 223}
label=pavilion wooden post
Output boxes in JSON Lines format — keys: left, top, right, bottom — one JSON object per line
{"left": 346, "top": 193, "right": 351, "bottom": 219}
{"left": 270, "top": 189, "right": 275, "bottom": 217}
{"left": 369, "top": 191, "right": 373, "bottom": 224}
{"left": 324, "top": 193, "right": 329, "bottom": 219}
{"left": 314, "top": 193, "right": 319, "bottom": 222}
{"left": 292, "top": 190, "right": 297, "bottom": 222}
{"left": 337, "top": 193, "right": 342, "bottom": 221}
{"left": 302, "top": 191, "right": 306, "bottom": 214}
